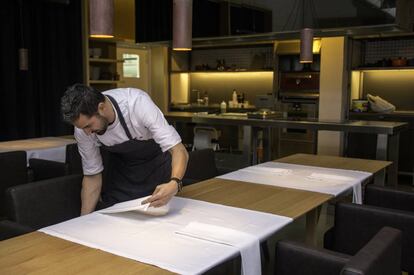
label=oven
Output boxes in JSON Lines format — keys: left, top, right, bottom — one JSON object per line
{"left": 278, "top": 72, "right": 320, "bottom": 102}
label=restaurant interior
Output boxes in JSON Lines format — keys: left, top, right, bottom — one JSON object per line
{"left": 1, "top": 0, "right": 414, "bottom": 274}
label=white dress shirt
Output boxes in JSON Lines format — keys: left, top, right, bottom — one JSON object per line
{"left": 74, "top": 88, "right": 181, "bottom": 175}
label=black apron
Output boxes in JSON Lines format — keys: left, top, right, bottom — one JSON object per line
{"left": 98, "top": 95, "right": 171, "bottom": 208}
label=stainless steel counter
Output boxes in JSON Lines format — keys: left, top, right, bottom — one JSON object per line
{"left": 165, "top": 112, "right": 409, "bottom": 185}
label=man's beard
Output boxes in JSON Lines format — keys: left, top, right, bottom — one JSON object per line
{"left": 94, "top": 114, "right": 109, "bottom": 135}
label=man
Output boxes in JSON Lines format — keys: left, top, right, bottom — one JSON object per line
{"left": 61, "top": 84, "right": 188, "bottom": 215}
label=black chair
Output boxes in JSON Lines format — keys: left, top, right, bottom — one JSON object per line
{"left": 275, "top": 226, "right": 401, "bottom": 275}
{"left": 0, "top": 151, "right": 28, "bottom": 217}
{"left": 182, "top": 149, "right": 219, "bottom": 185}
{"left": 0, "top": 220, "right": 34, "bottom": 241}
{"left": 324, "top": 202, "right": 414, "bottom": 274}
{"left": 364, "top": 184, "right": 414, "bottom": 213}
{"left": 5, "top": 174, "right": 82, "bottom": 229}
{"left": 29, "top": 143, "right": 82, "bottom": 181}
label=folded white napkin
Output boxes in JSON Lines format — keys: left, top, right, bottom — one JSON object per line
{"left": 98, "top": 196, "right": 170, "bottom": 216}
{"left": 176, "top": 222, "right": 261, "bottom": 275}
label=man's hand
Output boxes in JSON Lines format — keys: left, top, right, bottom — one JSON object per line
{"left": 142, "top": 180, "right": 178, "bottom": 207}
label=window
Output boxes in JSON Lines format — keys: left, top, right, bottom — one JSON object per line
{"left": 123, "top": 54, "right": 140, "bottom": 78}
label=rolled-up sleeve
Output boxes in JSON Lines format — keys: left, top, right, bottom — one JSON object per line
{"left": 74, "top": 128, "right": 104, "bottom": 175}
{"left": 132, "top": 94, "right": 181, "bottom": 152}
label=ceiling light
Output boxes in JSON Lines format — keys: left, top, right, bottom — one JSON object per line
{"left": 89, "top": 0, "right": 114, "bottom": 38}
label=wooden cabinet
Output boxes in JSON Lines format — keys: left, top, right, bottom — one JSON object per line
{"left": 87, "top": 39, "right": 124, "bottom": 91}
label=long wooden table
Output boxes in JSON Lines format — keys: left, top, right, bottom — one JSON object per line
{"left": 276, "top": 153, "right": 392, "bottom": 186}
{"left": 0, "top": 137, "right": 76, "bottom": 165}
{"left": 0, "top": 179, "right": 331, "bottom": 274}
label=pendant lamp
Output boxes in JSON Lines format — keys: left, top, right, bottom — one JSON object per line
{"left": 300, "top": 28, "right": 314, "bottom": 63}
{"left": 173, "top": 0, "right": 192, "bottom": 51}
{"left": 18, "top": 0, "right": 28, "bottom": 71}
{"left": 89, "top": 0, "right": 114, "bottom": 38}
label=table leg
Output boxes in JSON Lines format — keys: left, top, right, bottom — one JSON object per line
{"left": 305, "top": 205, "right": 322, "bottom": 246}
{"left": 376, "top": 133, "right": 399, "bottom": 186}
{"left": 387, "top": 134, "right": 399, "bottom": 186}
{"left": 243, "top": 126, "right": 252, "bottom": 166}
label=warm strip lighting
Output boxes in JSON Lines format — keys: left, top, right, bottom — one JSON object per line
{"left": 190, "top": 72, "right": 273, "bottom": 81}
{"left": 173, "top": 48, "right": 192, "bottom": 51}
{"left": 90, "top": 34, "right": 114, "bottom": 38}
{"left": 358, "top": 69, "right": 414, "bottom": 73}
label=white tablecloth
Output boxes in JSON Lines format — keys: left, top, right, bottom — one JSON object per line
{"left": 40, "top": 197, "right": 292, "bottom": 275}
{"left": 0, "top": 137, "right": 76, "bottom": 165}
{"left": 218, "top": 162, "right": 372, "bottom": 204}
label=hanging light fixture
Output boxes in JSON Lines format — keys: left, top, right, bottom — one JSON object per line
{"left": 300, "top": 28, "right": 314, "bottom": 63}
{"left": 299, "top": 0, "right": 318, "bottom": 63}
{"left": 89, "top": 0, "right": 114, "bottom": 38}
{"left": 173, "top": 0, "right": 192, "bottom": 51}
{"left": 18, "top": 0, "right": 28, "bottom": 71}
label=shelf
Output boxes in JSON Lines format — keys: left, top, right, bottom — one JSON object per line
{"left": 89, "top": 80, "right": 122, "bottom": 84}
{"left": 89, "top": 58, "right": 124, "bottom": 63}
{"left": 170, "top": 70, "right": 274, "bottom": 73}
{"left": 352, "top": 66, "right": 414, "bottom": 71}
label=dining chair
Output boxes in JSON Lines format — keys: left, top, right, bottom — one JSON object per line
{"left": 0, "top": 151, "right": 27, "bottom": 217}
{"left": 5, "top": 174, "right": 82, "bottom": 229}
{"left": 275, "top": 226, "right": 401, "bottom": 275}
{"left": 29, "top": 143, "right": 82, "bottom": 181}
{"left": 324, "top": 202, "right": 414, "bottom": 274}
{"left": 0, "top": 219, "right": 33, "bottom": 241}
{"left": 182, "top": 149, "right": 219, "bottom": 185}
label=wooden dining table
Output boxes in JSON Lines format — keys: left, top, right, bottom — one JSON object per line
{"left": 0, "top": 178, "right": 331, "bottom": 274}
{"left": 0, "top": 136, "right": 76, "bottom": 165}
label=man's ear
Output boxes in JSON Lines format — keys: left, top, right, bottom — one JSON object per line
{"left": 97, "top": 102, "right": 106, "bottom": 116}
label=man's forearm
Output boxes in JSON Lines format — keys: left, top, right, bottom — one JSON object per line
{"left": 81, "top": 173, "right": 102, "bottom": 215}
{"left": 169, "top": 143, "right": 189, "bottom": 180}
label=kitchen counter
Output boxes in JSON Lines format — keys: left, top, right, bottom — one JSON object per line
{"left": 165, "top": 111, "right": 408, "bottom": 185}
{"left": 349, "top": 111, "right": 414, "bottom": 119}
{"left": 166, "top": 112, "right": 408, "bottom": 135}
{"left": 170, "top": 103, "right": 256, "bottom": 113}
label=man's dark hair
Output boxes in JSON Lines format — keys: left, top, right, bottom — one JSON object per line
{"left": 61, "top": 84, "right": 105, "bottom": 123}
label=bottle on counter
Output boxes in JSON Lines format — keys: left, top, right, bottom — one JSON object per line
{"left": 220, "top": 100, "right": 227, "bottom": 113}
{"left": 203, "top": 91, "right": 209, "bottom": 106}
{"left": 232, "top": 89, "right": 238, "bottom": 107}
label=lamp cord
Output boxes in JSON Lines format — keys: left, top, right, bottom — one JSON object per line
{"left": 18, "top": 0, "right": 25, "bottom": 48}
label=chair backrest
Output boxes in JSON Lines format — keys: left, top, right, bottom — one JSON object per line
{"left": 66, "top": 143, "right": 82, "bottom": 174}
{"left": 341, "top": 227, "right": 401, "bottom": 275}
{"left": 6, "top": 174, "right": 82, "bottom": 229}
{"left": 0, "top": 151, "right": 27, "bottom": 216}
{"left": 365, "top": 184, "right": 414, "bottom": 213}
{"left": 192, "top": 126, "right": 220, "bottom": 151}
{"left": 333, "top": 202, "right": 414, "bottom": 273}
{"left": 183, "top": 149, "right": 218, "bottom": 185}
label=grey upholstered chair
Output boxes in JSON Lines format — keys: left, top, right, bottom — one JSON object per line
{"left": 5, "top": 174, "right": 82, "bottom": 229}
{"left": 275, "top": 226, "right": 401, "bottom": 275}
{"left": 0, "top": 151, "right": 28, "bottom": 217}
{"left": 182, "top": 149, "right": 219, "bottom": 185}
{"left": 324, "top": 202, "right": 414, "bottom": 274}
{"left": 29, "top": 143, "right": 82, "bottom": 181}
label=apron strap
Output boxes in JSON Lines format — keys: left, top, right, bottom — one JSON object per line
{"left": 106, "top": 94, "right": 133, "bottom": 140}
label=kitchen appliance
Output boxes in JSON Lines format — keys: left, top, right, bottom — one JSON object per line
{"left": 278, "top": 72, "right": 320, "bottom": 102}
